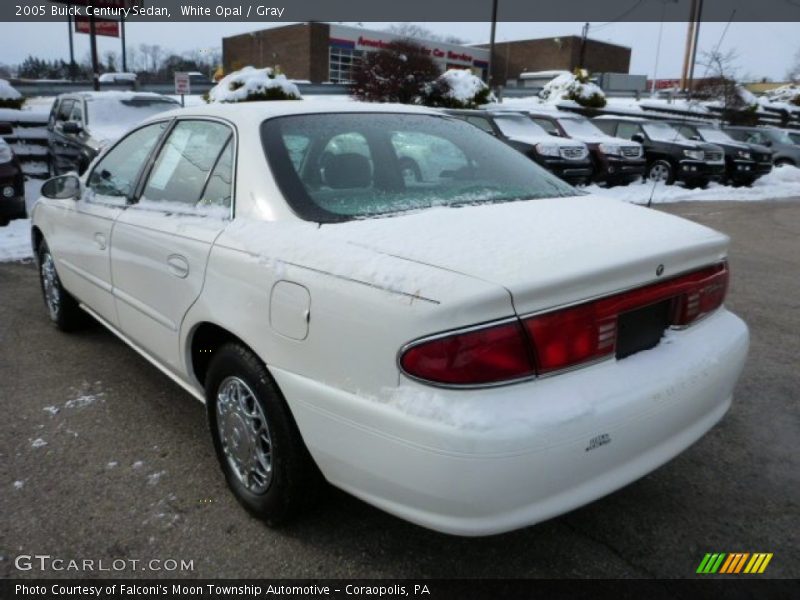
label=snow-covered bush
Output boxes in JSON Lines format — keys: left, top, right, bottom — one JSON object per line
{"left": 350, "top": 40, "right": 440, "bottom": 104}
{"left": 207, "top": 66, "right": 301, "bottom": 103}
{"left": 539, "top": 69, "right": 606, "bottom": 108}
{"left": 422, "top": 69, "right": 492, "bottom": 109}
{"left": 0, "top": 79, "right": 24, "bottom": 110}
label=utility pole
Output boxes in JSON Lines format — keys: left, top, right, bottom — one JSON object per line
{"left": 89, "top": 15, "right": 100, "bottom": 90}
{"left": 487, "top": 0, "right": 499, "bottom": 87}
{"left": 680, "top": 0, "right": 698, "bottom": 92}
{"left": 67, "top": 13, "right": 76, "bottom": 81}
{"left": 579, "top": 22, "right": 590, "bottom": 69}
{"left": 687, "top": 0, "right": 704, "bottom": 99}
{"left": 121, "top": 18, "right": 127, "bottom": 72}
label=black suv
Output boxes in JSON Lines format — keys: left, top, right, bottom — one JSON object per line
{"left": 47, "top": 92, "right": 179, "bottom": 175}
{"left": 593, "top": 116, "right": 725, "bottom": 186}
{"left": 666, "top": 121, "right": 772, "bottom": 186}
{"left": 722, "top": 127, "right": 800, "bottom": 168}
{"left": 443, "top": 109, "right": 593, "bottom": 185}
{"left": 0, "top": 125, "right": 26, "bottom": 226}
{"left": 526, "top": 111, "right": 645, "bottom": 185}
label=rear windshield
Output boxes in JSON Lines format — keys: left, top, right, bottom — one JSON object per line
{"left": 261, "top": 113, "right": 578, "bottom": 223}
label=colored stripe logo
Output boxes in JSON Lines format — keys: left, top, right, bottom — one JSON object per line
{"left": 697, "top": 553, "right": 773, "bottom": 574}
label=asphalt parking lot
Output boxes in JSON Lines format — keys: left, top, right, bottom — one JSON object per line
{"left": 1, "top": 199, "right": 798, "bottom": 580}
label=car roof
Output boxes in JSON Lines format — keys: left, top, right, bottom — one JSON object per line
{"left": 58, "top": 91, "right": 176, "bottom": 102}
{"left": 143, "top": 100, "right": 441, "bottom": 127}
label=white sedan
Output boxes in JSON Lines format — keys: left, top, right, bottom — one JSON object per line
{"left": 30, "top": 101, "right": 749, "bottom": 536}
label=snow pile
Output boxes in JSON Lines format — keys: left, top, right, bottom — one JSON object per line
{"left": 585, "top": 165, "right": 800, "bottom": 204}
{"left": 761, "top": 83, "right": 800, "bottom": 107}
{"left": 0, "top": 79, "right": 21, "bottom": 100}
{"left": 0, "top": 218, "right": 32, "bottom": 262}
{"left": 0, "top": 79, "right": 24, "bottom": 109}
{"left": 539, "top": 71, "right": 606, "bottom": 108}
{"left": 207, "top": 67, "right": 301, "bottom": 103}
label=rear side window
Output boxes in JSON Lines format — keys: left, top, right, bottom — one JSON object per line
{"left": 141, "top": 120, "right": 232, "bottom": 208}
{"left": 87, "top": 122, "right": 168, "bottom": 200}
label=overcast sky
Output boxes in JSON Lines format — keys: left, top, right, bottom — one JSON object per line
{"left": 1, "top": 21, "right": 797, "bottom": 81}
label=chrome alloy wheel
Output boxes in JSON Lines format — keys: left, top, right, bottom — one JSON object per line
{"left": 648, "top": 162, "right": 670, "bottom": 182}
{"left": 41, "top": 251, "right": 61, "bottom": 320}
{"left": 216, "top": 376, "right": 273, "bottom": 494}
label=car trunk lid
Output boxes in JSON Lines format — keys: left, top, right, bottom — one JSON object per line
{"left": 321, "top": 194, "right": 729, "bottom": 316}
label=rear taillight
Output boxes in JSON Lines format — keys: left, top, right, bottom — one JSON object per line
{"left": 400, "top": 263, "right": 729, "bottom": 386}
{"left": 399, "top": 320, "right": 535, "bottom": 385}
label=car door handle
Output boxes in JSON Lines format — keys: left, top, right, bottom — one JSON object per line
{"left": 94, "top": 233, "right": 107, "bottom": 250}
{"left": 167, "top": 254, "right": 189, "bottom": 278}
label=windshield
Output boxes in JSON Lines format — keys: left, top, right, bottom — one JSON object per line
{"left": 86, "top": 96, "right": 178, "bottom": 140}
{"left": 493, "top": 114, "right": 549, "bottom": 138}
{"left": 642, "top": 121, "right": 685, "bottom": 142}
{"left": 558, "top": 117, "right": 607, "bottom": 138}
{"left": 262, "top": 113, "right": 578, "bottom": 223}
{"left": 697, "top": 127, "right": 734, "bottom": 144}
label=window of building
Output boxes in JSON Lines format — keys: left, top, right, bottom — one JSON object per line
{"left": 329, "top": 46, "right": 364, "bottom": 83}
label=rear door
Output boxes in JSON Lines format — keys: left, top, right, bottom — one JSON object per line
{"left": 110, "top": 118, "right": 234, "bottom": 374}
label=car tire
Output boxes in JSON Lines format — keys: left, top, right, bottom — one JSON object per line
{"left": 647, "top": 160, "right": 675, "bottom": 185}
{"left": 37, "top": 240, "right": 86, "bottom": 331}
{"left": 206, "top": 343, "right": 324, "bottom": 527}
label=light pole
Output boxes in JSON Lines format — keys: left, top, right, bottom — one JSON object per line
{"left": 487, "top": 0, "right": 498, "bottom": 87}
{"left": 651, "top": 1, "right": 677, "bottom": 95}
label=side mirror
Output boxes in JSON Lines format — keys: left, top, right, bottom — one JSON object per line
{"left": 690, "top": 135, "right": 701, "bottom": 141}
{"left": 62, "top": 121, "right": 82, "bottom": 135}
{"left": 631, "top": 133, "right": 645, "bottom": 143}
{"left": 42, "top": 174, "right": 81, "bottom": 200}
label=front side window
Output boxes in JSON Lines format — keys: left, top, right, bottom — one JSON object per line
{"left": 86, "top": 122, "right": 168, "bottom": 201}
{"left": 141, "top": 120, "right": 232, "bottom": 208}
{"left": 262, "top": 113, "right": 578, "bottom": 223}
{"left": 616, "top": 122, "right": 641, "bottom": 140}
{"left": 56, "top": 100, "right": 75, "bottom": 122}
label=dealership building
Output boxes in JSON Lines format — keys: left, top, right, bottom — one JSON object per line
{"left": 222, "top": 23, "right": 630, "bottom": 85}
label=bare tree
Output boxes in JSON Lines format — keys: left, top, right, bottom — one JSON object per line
{"left": 103, "top": 50, "right": 118, "bottom": 73}
{"left": 695, "top": 49, "right": 746, "bottom": 108}
{"left": 385, "top": 24, "right": 467, "bottom": 45}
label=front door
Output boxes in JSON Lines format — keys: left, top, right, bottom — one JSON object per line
{"left": 50, "top": 121, "right": 169, "bottom": 325}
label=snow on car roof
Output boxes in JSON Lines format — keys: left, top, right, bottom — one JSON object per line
{"left": 69, "top": 91, "right": 176, "bottom": 102}
{"left": 141, "top": 100, "right": 440, "bottom": 127}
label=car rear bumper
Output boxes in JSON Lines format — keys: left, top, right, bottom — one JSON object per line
{"left": 275, "top": 309, "right": 749, "bottom": 536}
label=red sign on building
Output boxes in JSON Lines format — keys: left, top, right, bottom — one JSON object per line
{"left": 75, "top": 16, "right": 120, "bottom": 38}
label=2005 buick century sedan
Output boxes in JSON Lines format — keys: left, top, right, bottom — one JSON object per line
{"left": 30, "top": 101, "right": 749, "bottom": 536}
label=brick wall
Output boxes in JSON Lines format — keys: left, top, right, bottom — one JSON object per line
{"left": 222, "top": 23, "right": 331, "bottom": 82}
{"left": 478, "top": 36, "right": 631, "bottom": 84}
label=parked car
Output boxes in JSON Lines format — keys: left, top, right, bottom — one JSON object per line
{"left": 665, "top": 121, "right": 772, "bottom": 186}
{"left": 31, "top": 101, "right": 749, "bottom": 536}
{"left": 525, "top": 111, "right": 645, "bottom": 185}
{"left": 98, "top": 72, "right": 137, "bottom": 84}
{"left": 0, "top": 128, "right": 26, "bottom": 225}
{"left": 443, "top": 109, "right": 593, "bottom": 185}
{"left": 723, "top": 126, "right": 800, "bottom": 167}
{"left": 593, "top": 116, "right": 726, "bottom": 186}
{"left": 47, "top": 92, "right": 180, "bottom": 176}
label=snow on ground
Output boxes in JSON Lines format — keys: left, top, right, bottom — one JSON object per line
{"left": 584, "top": 165, "right": 800, "bottom": 204}
{"left": 0, "top": 218, "right": 32, "bottom": 262}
